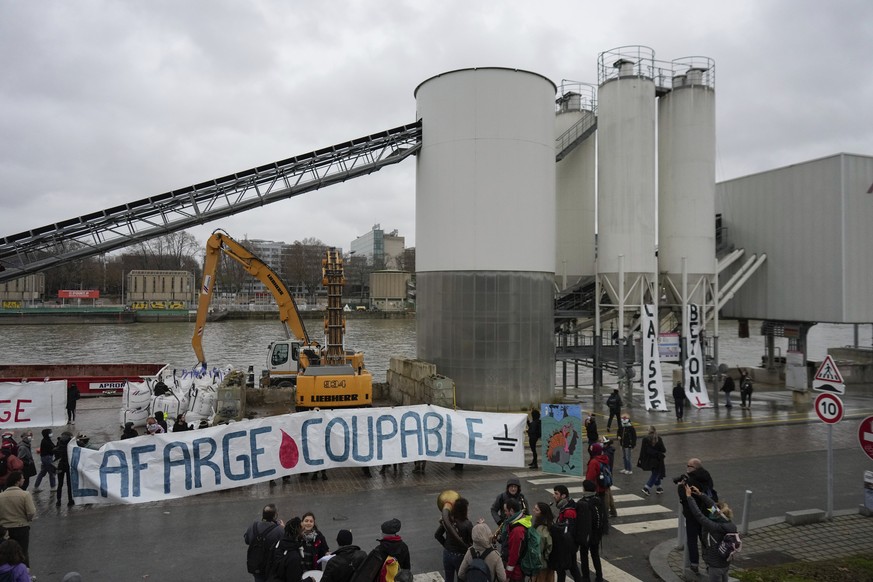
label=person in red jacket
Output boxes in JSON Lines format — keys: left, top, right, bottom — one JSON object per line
{"left": 501, "top": 498, "right": 529, "bottom": 581}
{"left": 0, "top": 448, "right": 25, "bottom": 491}
{"left": 585, "top": 442, "right": 610, "bottom": 497}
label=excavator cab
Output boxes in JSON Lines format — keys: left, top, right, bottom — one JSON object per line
{"left": 265, "top": 340, "right": 303, "bottom": 388}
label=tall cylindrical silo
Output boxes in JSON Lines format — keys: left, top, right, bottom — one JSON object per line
{"left": 415, "top": 68, "right": 556, "bottom": 411}
{"left": 658, "top": 58, "right": 716, "bottom": 304}
{"left": 597, "top": 47, "right": 657, "bottom": 302}
{"left": 555, "top": 83, "right": 597, "bottom": 290}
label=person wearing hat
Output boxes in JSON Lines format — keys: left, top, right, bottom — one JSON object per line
{"left": 321, "top": 529, "right": 367, "bottom": 582}
{"left": 377, "top": 518, "right": 411, "bottom": 571}
{"left": 16, "top": 432, "right": 36, "bottom": 491}
{"left": 617, "top": 416, "right": 637, "bottom": 475}
{"left": 121, "top": 422, "right": 139, "bottom": 440}
{"left": 489, "top": 478, "right": 528, "bottom": 527}
{"left": 584, "top": 442, "right": 610, "bottom": 497}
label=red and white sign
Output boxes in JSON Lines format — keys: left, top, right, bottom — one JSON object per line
{"left": 812, "top": 355, "right": 845, "bottom": 395}
{"left": 859, "top": 415, "right": 873, "bottom": 461}
{"left": 814, "top": 393, "right": 843, "bottom": 424}
{"left": 0, "top": 380, "right": 68, "bottom": 427}
{"left": 58, "top": 289, "right": 100, "bottom": 299}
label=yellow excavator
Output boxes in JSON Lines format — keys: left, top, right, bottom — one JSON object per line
{"left": 192, "top": 229, "right": 372, "bottom": 411}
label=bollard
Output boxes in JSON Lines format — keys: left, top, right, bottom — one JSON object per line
{"left": 676, "top": 496, "right": 685, "bottom": 550}
{"left": 740, "top": 489, "right": 753, "bottom": 535}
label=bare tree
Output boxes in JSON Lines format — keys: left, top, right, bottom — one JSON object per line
{"left": 346, "top": 253, "right": 372, "bottom": 304}
{"left": 283, "top": 238, "right": 327, "bottom": 306}
{"left": 129, "top": 231, "right": 201, "bottom": 271}
{"left": 396, "top": 247, "right": 416, "bottom": 273}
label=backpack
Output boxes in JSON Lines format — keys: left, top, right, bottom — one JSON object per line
{"left": 715, "top": 532, "right": 742, "bottom": 561}
{"left": 597, "top": 461, "right": 613, "bottom": 488}
{"left": 466, "top": 548, "right": 493, "bottom": 582}
{"left": 323, "top": 547, "right": 368, "bottom": 582}
{"left": 349, "top": 545, "right": 389, "bottom": 582}
{"left": 246, "top": 522, "right": 279, "bottom": 575}
{"left": 606, "top": 393, "right": 619, "bottom": 409}
{"left": 580, "top": 496, "right": 607, "bottom": 538}
{"left": 517, "top": 523, "right": 544, "bottom": 576}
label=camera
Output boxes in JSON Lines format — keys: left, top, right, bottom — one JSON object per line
{"left": 672, "top": 474, "right": 688, "bottom": 485}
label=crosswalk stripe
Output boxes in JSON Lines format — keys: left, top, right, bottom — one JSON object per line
{"left": 600, "top": 559, "right": 644, "bottom": 581}
{"left": 529, "top": 477, "right": 577, "bottom": 484}
{"left": 612, "top": 494, "right": 643, "bottom": 503}
{"left": 545, "top": 486, "right": 624, "bottom": 495}
{"left": 512, "top": 470, "right": 543, "bottom": 478}
{"left": 611, "top": 517, "right": 678, "bottom": 534}
{"left": 612, "top": 504, "right": 672, "bottom": 516}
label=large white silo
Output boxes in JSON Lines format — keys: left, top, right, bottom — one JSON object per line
{"left": 658, "top": 58, "right": 717, "bottom": 306}
{"left": 596, "top": 47, "right": 658, "bottom": 305}
{"left": 415, "top": 67, "right": 557, "bottom": 411}
{"left": 555, "top": 83, "right": 597, "bottom": 290}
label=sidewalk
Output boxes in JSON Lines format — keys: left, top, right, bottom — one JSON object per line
{"left": 650, "top": 509, "right": 873, "bottom": 581}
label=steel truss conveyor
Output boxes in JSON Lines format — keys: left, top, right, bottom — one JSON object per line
{"left": 0, "top": 122, "right": 422, "bottom": 284}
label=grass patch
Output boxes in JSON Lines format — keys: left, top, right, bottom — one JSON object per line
{"left": 734, "top": 554, "right": 873, "bottom": 582}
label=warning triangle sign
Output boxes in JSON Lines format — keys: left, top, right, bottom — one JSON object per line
{"left": 814, "top": 355, "right": 844, "bottom": 384}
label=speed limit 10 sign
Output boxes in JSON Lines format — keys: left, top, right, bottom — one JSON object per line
{"left": 815, "top": 393, "right": 844, "bottom": 424}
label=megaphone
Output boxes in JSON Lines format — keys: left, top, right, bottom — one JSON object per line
{"left": 437, "top": 489, "right": 460, "bottom": 511}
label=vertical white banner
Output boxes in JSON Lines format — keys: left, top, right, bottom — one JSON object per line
{"left": 642, "top": 304, "right": 668, "bottom": 411}
{"left": 684, "top": 304, "right": 712, "bottom": 408}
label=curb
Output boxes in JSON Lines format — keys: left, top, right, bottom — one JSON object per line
{"left": 648, "top": 508, "right": 862, "bottom": 581}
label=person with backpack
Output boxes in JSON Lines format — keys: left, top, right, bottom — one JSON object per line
{"left": 16, "top": 433, "right": 36, "bottom": 492}
{"left": 530, "top": 502, "right": 553, "bottom": 582}
{"left": 32, "top": 429, "right": 56, "bottom": 494}
{"left": 500, "top": 498, "right": 530, "bottom": 582}
{"left": 321, "top": 529, "right": 367, "bottom": 582}
{"left": 605, "top": 389, "right": 622, "bottom": 431}
{"left": 616, "top": 416, "right": 637, "bottom": 475}
{"left": 377, "top": 518, "right": 411, "bottom": 572}
{"left": 584, "top": 442, "right": 611, "bottom": 506}
{"left": 266, "top": 517, "right": 305, "bottom": 582}
{"left": 682, "top": 484, "right": 738, "bottom": 582}
{"left": 489, "top": 478, "right": 528, "bottom": 527}
{"left": 458, "top": 522, "right": 505, "bottom": 582}
{"left": 599, "top": 438, "right": 618, "bottom": 517}
{"left": 244, "top": 503, "right": 285, "bottom": 582}
{"left": 674, "top": 459, "right": 717, "bottom": 575}
{"left": 0, "top": 447, "right": 25, "bottom": 492}
{"left": 577, "top": 480, "right": 606, "bottom": 582}
{"left": 527, "top": 410, "right": 541, "bottom": 469}
{"left": 551, "top": 485, "right": 583, "bottom": 582}
{"left": 638, "top": 425, "right": 666, "bottom": 496}
{"left": 738, "top": 368, "right": 753, "bottom": 409}
{"left": 434, "top": 497, "right": 473, "bottom": 582}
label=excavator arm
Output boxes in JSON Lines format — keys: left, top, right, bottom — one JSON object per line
{"left": 192, "top": 229, "right": 312, "bottom": 367}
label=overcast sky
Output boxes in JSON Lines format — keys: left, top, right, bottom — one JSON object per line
{"left": 1, "top": 0, "right": 871, "bottom": 252}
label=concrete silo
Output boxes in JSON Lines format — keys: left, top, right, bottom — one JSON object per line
{"left": 596, "top": 47, "right": 658, "bottom": 317}
{"left": 415, "top": 68, "right": 557, "bottom": 411}
{"left": 555, "top": 83, "right": 597, "bottom": 290}
{"left": 658, "top": 58, "right": 717, "bottom": 307}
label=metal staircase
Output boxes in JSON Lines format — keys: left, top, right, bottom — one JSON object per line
{"left": 555, "top": 114, "right": 597, "bottom": 161}
{"left": 0, "top": 122, "right": 422, "bottom": 283}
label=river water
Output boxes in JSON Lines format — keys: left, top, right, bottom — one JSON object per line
{"left": 1, "top": 318, "right": 870, "bottom": 384}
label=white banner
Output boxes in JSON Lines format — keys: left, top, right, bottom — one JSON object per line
{"left": 0, "top": 381, "right": 67, "bottom": 427}
{"left": 70, "top": 404, "right": 526, "bottom": 505}
{"left": 642, "top": 305, "right": 668, "bottom": 411}
{"left": 683, "top": 304, "right": 712, "bottom": 408}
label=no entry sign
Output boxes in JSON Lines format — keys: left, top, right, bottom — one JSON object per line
{"left": 814, "top": 393, "right": 843, "bottom": 424}
{"left": 859, "top": 415, "right": 873, "bottom": 461}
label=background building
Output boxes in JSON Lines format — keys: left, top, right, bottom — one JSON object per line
{"left": 350, "top": 224, "right": 406, "bottom": 269}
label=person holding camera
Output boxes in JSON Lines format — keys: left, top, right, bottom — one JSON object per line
{"left": 674, "top": 459, "right": 717, "bottom": 575}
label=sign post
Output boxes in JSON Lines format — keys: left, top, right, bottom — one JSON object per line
{"left": 815, "top": 393, "right": 844, "bottom": 519}
{"left": 812, "top": 355, "right": 845, "bottom": 395}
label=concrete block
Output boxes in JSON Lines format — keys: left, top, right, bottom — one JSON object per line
{"left": 785, "top": 509, "right": 826, "bottom": 525}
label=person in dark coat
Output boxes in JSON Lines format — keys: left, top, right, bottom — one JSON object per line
{"left": 527, "top": 410, "right": 541, "bottom": 469}
{"left": 54, "top": 431, "right": 75, "bottom": 506}
{"left": 675, "top": 458, "right": 717, "bottom": 574}
{"left": 121, "top": 422, "right": 139, "bottom": 440}
{"left": 605, "top": 389, "right": 622, "bottom": 431}
{"left": 16, "top": 432, "right": 36, "bottom": 491}
{"left": 584, "top": 414, "right": 599, "bottom": 445}
{"left": 682, "top": 484, "right": 737, "bottom": 581}
{"left": 66, "top": 382, "right": 80, "bottom": 424}
{"left": 672, "top": 382, "right": 686, "bottom": 421}
{"left": 245, "top": 503, "right": 285, "bottom": 582}
{"left": 299, "top": 512, "right": 329, "bottom": 571}
{"left": 172, "top": 414, "right": 191, "bottom": 432}
{"left": 617, "top": 416, "right": 637, "bottom": 474}
{"left": 638, "top": 426, "right": 666, "bottom": 496}
{"left": 490, "top": 478, "right": 529, "bottom": 526}
{"left": 377, "top": 518, "right": 411, "bottom": 572}
{"left": 321, "top": 529, "right": 367, "bottom": 582}
{"left": 435, "top": 497, "right": 473, "bottom": 582}
{"left": 266, "top": 517, "right": 304, "bottom": 582}
{"left": 720, "top": 375, "right": 735, "bottom": 408}
{"left": 33, "top": 428, "right": 57, "bottom": 492}
{"left": 154, "top": 411, "right": 169, "bottom": 433}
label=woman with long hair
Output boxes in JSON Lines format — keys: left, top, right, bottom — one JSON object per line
{"left": 0, "top": 539, "right": 31, "bottom": 582}
{"left": 300, "top": 511, "right": 330, "bottom": 571}
{"left": 267, "top": 517, "right": 304, "bottom": 582}
{"left": 531, "top": 502, "right": 554, "bottom": 582}
{"left": 435, "top": 497, "right": 473, "bottom": 582}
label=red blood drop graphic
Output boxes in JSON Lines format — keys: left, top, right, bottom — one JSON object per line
{"left": 279, "top": 430, "right": 299, "bottom": 469}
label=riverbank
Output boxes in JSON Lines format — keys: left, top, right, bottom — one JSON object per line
{"left": 0, "top": 306, "right": 415, "bottom": 324}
